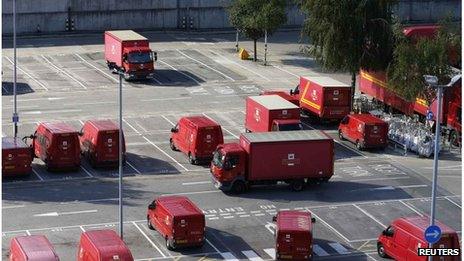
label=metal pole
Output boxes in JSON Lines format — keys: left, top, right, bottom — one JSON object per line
{"left": 13, "top": 0, "right": 18, "bottom": 138}
{"left": 264, "top": 30, "right": 268, "bottom": 66}
{"left": 118, "top": 72, "right": 123, "bottom": 239}
{"left": 428, "top": 85, "right": 443, "bottom": 258}
{"left": 235, "top": 29, "right": 239, "bottom": 52}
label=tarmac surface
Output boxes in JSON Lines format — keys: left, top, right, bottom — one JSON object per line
{"left": 2, "top": 30, "right": 462, "bottom": 260}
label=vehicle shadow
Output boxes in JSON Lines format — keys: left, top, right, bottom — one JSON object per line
{"left": 130, "top": 69, "right": 205, "bottom": 87}
{"left": 2, "top": 81, "right": 35, "bottom": 95}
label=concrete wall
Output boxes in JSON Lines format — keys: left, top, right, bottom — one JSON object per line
{"left": 2, "top": 0, "right": 460, "bottom": 35}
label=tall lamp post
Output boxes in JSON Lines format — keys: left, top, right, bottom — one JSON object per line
{"left": 13, "top": 0, "right": 19, "bottom": 137}
{"left": 118, "top": 71, "right": 124, "bottom": 239}
{"left": 423, "top": 74, "right": 461, "bottom": 260}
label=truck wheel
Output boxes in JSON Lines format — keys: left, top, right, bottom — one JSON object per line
{"left": 232, "top": 180, "right": 246, "bottom": 194}
{"left": 169, "top": 139, "right": 177, "bottom": 151}
{"left": 377, "top": 243, "right": 388, "bottom": 258}
{"left": 356, "top": 140, "right": 363, "bottom": 151}
{"left": 338, "top": 130, "right": 345, "bottom": 140}
{"left": 147, "top": 216, "right": 154, "bottom": 230}
{"left": 290, "top": 179, "right": 305, "bottom": 191}
{"left": 188, "top": 153, "right": 196, "bottom": 165}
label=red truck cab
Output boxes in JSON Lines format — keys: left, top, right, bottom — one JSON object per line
{"left": 80, "top": 120, "right": 126, "bottom": 168}
{"left": 170, "top": 116, "right": 223, "bottom": 165}
{"left": 77, "top": 230, "right": 133, "bottom": 261}
{"left": 26, "top": 122, "right": 81, "bottom": 171}
{"left": 245, "top": 95, "right": 302, "bottom": 132}
{"left": 147, "top": 196, "right": 205, "bottom": 250}
{"left": 2, "top": 137, "right": 32, "bottom": 177}
{"left": 9, "top": 235, "right": 59, "bottom": 261}
{"left": 377, "top": 216, "right": 461, "bottom": 260}
{"left": 338, "top": 114, "right": 388, "bottom": 150}
{"left": 273, "top": 211, "right": 316, "bottom": 260}
{"left": 104, "top": 30, "right": 157, "bottom": 80}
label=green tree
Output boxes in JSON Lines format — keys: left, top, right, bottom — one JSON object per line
{"left": 299, "top": 0, "right": 396, "bottom": 88}
{"left": 229, "top": 0, "right": 287, "bottom": 62}
{"left": 386, "top": 21, "right": 460, "bottom": 102}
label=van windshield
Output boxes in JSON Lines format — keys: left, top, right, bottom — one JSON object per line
{"left": 128, "top": 52, "right": 152, "bottom": 64}
{"left": 212, "top": 150, "right": 224, "bottom": 168}
{"left": 278, "top": 123, "right": 303, "bottom": 131}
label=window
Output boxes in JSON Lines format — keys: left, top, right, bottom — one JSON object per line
{"left": 385, "top": 226, "right": 394, "bottom": 236}
{"left": 341, "top": 116, "right": 349, "bottom": 125}
{"left": 127, "top": 52, "right": 153, "bottom": 64}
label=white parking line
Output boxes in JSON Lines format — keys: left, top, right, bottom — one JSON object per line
{"left": 176, "top": 49, "right": 235, "bottom": 81}
{"left": 353, "top": 204, "right": 386, "bottom": 227}
{"left": 202, "top": 113, "right": 239, "bottom": 138}
{"left": 158, "top": 60, "right": 202, "bottom": 85}
{"left": 25, "top": 230, "right": 31, "bottom": 236}
{"left": 220, "top": 252, "right": 239, "bottom": 261}
{"left": 79, "top": 226, "right": 86, "bottom": 232}
{"left": 209, "top": 50, "right": 270, "bottom": 81}
{"left": 132, "top": 221, "right": 167, "bottom": 258}
{"left": 4, "top": 56, "right": 49, "bottom": 91}
{"left": 242, "top": 250, "right": 264, "bottom": 261}
{"left": 122, "top": 118, "right": 141, "bottom": 134}
{"left": 74, "top": 53, "right": 118, "bottom": 83}
{"left": 161, "top": 115, "right": 175, "bottom": 126}
{"left": 161, "top": 190, "right": 220, "bottom": 196}
{"left": 444, "top": 197, "right": 462, "bottom": 208}
{"left": 2, "top": 205, "right": 25, "bottom": 209}
{"left": 313, "top": 244, "right": 329, "bottom": 256}
{"left": 398, "top": 184, "right": 428, "bottom": 189}
{"left": 142, "top": 136, "right": 189, "bottom": 171}
{"left": 271, "top": 65, "right": 299, "bottom": 78}
{"left": 263, "top": 248, "right": 276, "bottom": 259}
{"left": 135, "top": 121, "right": 148, "bottom": 133}
{"left": 41, "top": 55, "right": 87, "bottom": 89}
{"left": 141, "top": 97, "right": 193, "bottom": 102}
{"left": 182, "top": 181, "right": 210, "bottom": 185}
{"left": 31, "top": 169, "right": 45, "bottom": 181}
{"left": 399, "top": 200, "right": 424, "bottom": 216}
{"left": 328, "top": 242, "right": 350, "bottom": 255}
{"left": 309, "top": 211, "right": 350, "bottom": 242}
{"left": 80, "top": 166, "right": 94, "bottom": 178}
{"left": 126, "top": 161, "right": 142, "bottom": 175}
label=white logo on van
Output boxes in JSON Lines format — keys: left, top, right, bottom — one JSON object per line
{"left": 111, "top": 45, "right": 116, "bottom": 55}
{"left": 311, "top": 90, "right": 318, "bottom": 101}
{"left": 282, "top": 110, "right": 288, "bottom": 115}
{"left": 108, "top": 138, "right": 113, "bottom": 143}
{"left": 254, "top": 108, "right": 261, "bottom": 122}
{"left": 333, "top": 90, "right": 339, "bottom": 95}
{"left": 288, "top": 153, "right": 295, "bottom": 160}
{"left": 112, "top": 255, "right": 120, "bottom": 260}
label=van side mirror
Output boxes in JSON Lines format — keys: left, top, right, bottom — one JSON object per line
{"left": 311, "top": 217, "right": 316, "bottom": 223}
{"left": 382, "top": 230, "right": 386, "bottom": 236}
{"left": 148, "top": 202, "right": 156, "bottom": 210}
{"left": 152, "top": 51, "right": 158, "bottom": 61}
{"left": 123, "top": 54, "right": 128, "bottom": 62}
{"left": 272, "top": 216, "right": 277, "bottom": 222}
{"left": 171, "top": 128, "right": 178, "bottom": 133}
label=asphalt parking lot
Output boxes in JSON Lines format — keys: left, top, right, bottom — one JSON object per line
{"left": 2, "top": 30, "right": 462, "bottom": 260}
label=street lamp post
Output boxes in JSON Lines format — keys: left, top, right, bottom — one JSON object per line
{"left": 423, "top": 74, "right": 461, "bottom": 260}
{"left": 13, "top": 0, "right": 18, "bottom": 138}
{"left": 118, "top": 72, "right": 124, "bottom": 239}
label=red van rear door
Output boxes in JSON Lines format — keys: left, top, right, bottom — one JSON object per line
{"left": 173, "top": 216, "right": 204, "bottom": 243}
{"left": 55, "top": 134, "right": 78, "bottom": 163}
{"left": 364, "top": 124, "right": 386, "bottom": 145}
{"left": 277, "top": 232, "right": 295, "bottom": 258}
{"left": 196, "top": 127, "right": 222, "bottom": 157}
{"left": 99, "top": 131, "right": 119, "bottom": 161}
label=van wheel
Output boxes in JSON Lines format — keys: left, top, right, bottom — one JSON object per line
{"left": 290, "top": 179, "right": 305, "bottom": 191}
{"left": 169, "top": 139, "right": 177, "bottom": 151}
{"left": 338, "top": 130, "right": 345, "bottom": 140}
{"left": 232, "top": 180, "right": 246, "bottom": 194}
{"left": 377, "top": 243, "right": 388, "bottom": 258}
{"left": 147, "top": 216, "right": 154, "bottom": 230}
{"left": 356, "top": 140, "right": 363, "bottom": 151}
{"left": 188, "top": 153, "right": 196, "bottom": 165}
{"left": 166, "top": 238, "right": 175, "bottom": 250}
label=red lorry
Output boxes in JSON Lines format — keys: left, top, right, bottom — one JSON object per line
{"left": 210, "top": 130, "right": 334, "bottom": 193}
{"left": 147, "top": 196, "right": 205, "bottom": 250}
{"left": 9, "top": 235, "right": 60, "bottom": 261}
{"left": 338, "top": 114, "right": 388, "bottom": 150}
{"left": 77, "top": 230, "right": 134, "bottom": 261}
{"left": 3, "top": 137, "right": 32, "bottom": 177}
{"left": 245, "top": 95, "right": 302, "bottom": 132}
{"left": 261, "top": 90, "right": 300, "bottom": 106}
{"left": 105, "top": 30, "right": 157, "bottom": 80}
{"left": 272, "top": 211, "right": 316, "bottom": 260}
{"left": 377, "top": 216, "right": 461, "bottom": 260}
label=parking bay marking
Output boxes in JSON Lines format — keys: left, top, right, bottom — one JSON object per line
{"left": 74, "top": 53, "right": 118, "bottom": 83}
{"left": 34, "top": 209, "right": 98, "bottom": 217}
{"left": 41, "top": 55, "right": 88, "bottom": 89}
{"left": 242, "top": 250, "right": 264, "bottom": 261}
{"left": 132, "top": 221, "right": 167, "bottom": 258}
{"left": 4, "top": 56, "right": 49, "bottom": 91}
{"left": 176, "top": 49, "right": 235, "bottom": 82}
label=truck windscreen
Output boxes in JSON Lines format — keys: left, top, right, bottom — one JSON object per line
{"left": 279, "top": 123, "right": 303, "bottom": 131}
{"left": 128, "top": 52, "right": 152, "bottom": 64}
{"left": 212, "top": 150, "right": 224, "bottom": 168}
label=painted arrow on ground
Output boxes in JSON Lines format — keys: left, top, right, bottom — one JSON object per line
{"left": 34, "top": 210, "right": 98, "bottom": 217}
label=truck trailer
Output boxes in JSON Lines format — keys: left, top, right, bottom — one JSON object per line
{"left": 210, "top": 130, "right": 334, "bottom": 193}
{"left": 104, "top": 30, "right": 157, "bottom": 80}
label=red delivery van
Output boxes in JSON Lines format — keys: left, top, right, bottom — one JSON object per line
{"left": 272, "top": 211, "right": 316, "bottom": 260}
{"left": 77, "top": 230, "right": 134, "bottom": 261}
{"left": 147, "top": 196, "right": 205, "bottom": 250}
{"left": 105, "top": 30, "right": 157, "bottom": 80}
{"left": 170, "top": 116, "right": 224, "bottom": 165}
{"left": 261, "top": 90, "right": 300, "bottom": 106}
{"left": 338, "top": 114, "right": 388, "bottom": 150}
{"left": 245, "top": 95, "right": 302, "bottom": 132}
{"left": 377, "top": 216, "right": 461, "bottom": 260}
{"left": 27, "top": 122, "right": 81, "bottom": 171}
{"left": 211, "top": 130, "right": 334, "bottom": 193}
{"left": 298, "top": 76, "right": 352, "bottom": 120}
{"left": 9, "top": 235, "right": 59, "bottom": 261}
{"left": 2, "top": 137, "right": 32, "bottom": 177}
{"left": 80, "top": 120, "right": 126, "bottom": 168}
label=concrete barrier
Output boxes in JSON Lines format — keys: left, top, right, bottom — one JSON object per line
{"left": 2, "top": 0, "right": 460, "bottom": 35}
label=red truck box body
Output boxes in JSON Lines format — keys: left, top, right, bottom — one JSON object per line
{"left": 77, "top": 230, "right": 133, "bottom": 261}
{"left": 147, "top": 196, "right": 205, "bottom": 250}
{"left": 240, "top": 130, "right": 334, "bottom": 181}
{"left": 245, "top": 95, "right": 300, "bottom": 132}
{"left": 9, "top": 235, "right": 59, "bottom": 261}
{"left": 105, "top": 31, "right": 149, "bottom": 67}
{"left": 2, "top": 137, "right": 32, "bottom": 176}
{"left": 32, "top": 122, "right": 81, "bottom": 171}
{"left": 261, "top": 91, "right": 300, "bottom": 106}
{"left": 275, "top": 211, "right": 314, "bottom": 260}
{"left": 378, "top": 216, "right": 460, "bottom": 261}
{"left": 339, "top": 114, "right": 388, "bottom": 149}
{"left": 80, "top": 120, "right": 126, "bottom": 168}
{"left": 299, "top": 76, "right": 352, "bottom": 120}
{"left": 170, "top": 116, "right": 223, "bottom": 164}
